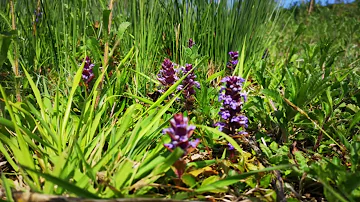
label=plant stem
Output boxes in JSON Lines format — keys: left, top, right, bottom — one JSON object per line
{"left": 96, "top": 0, "right": 114, "bottom": 108}
{"left": 10, "top": 0, "right": 21, "bottom": 102}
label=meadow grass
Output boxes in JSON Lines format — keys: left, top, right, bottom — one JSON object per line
{"left": 0, "top": 0, "right": 359, "bottom": 201}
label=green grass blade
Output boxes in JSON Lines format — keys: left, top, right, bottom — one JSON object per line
{"left": 195, "top": 164, "right": 292, "bottom": 193}
{"left": 197, "top": 125, "right": 243, "bottom": 153}
{"left": 1, "top": 173, "right": 14, "bottom": 202}
{"left": 23, "top": 166, "right": 100, "bottom": 199}
{"left": 61, "top": 57, "right": 85, "bottom": 150}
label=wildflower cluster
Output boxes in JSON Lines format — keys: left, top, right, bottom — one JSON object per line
{"left": 82, "top": 56, "right": 95, "bottom": 85}
{"left": 163, "top": 114, "right": 199, "bottom": 155}
{"left": 157, "top": 59, "right": 200, "bottom": 107}
{"left": 226, "top": 51, "right": 239, "bottom": 69}
{"left": 215, "top": 76, "right": 248, "bottom": 136}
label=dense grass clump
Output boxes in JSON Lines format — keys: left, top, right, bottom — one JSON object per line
{"left": 0, "top": 0, "right": 359, "bottom": 201}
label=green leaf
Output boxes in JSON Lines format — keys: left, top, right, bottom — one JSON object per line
{"left": 0, "top": 31, "right": 15, "bottom": 68}
{"left": 260, "top": 143, "right": 272, "bottom": 158}
{"left": 207, "top": 70, "right": 224, "bottom": 83}
{"left": 61, "top": 57, "right": 85, "bottom": 149}
{"left": 196, "top": 164, "right": 292, "bottom": 193}
{"left": 135, "top": 155, "right": 166, "bottom": 180}
{"left": 187, "top": 160, "right": 217, "bottom": 169}
{"left": 348, "top": 111, "right": 360, "bottom": 133}
{"left": 150, "top": 147, "right": 184, "bottom": 177}
{"left": 0, "top": 140, "right": 18, "bottom": 171}
{"left": 262, "top": 89, "right": 282, "bottom": 105}
{"left": 269, "top": 142, "right": 278, "bottom": 152}
{"left": 103, "top": 9, "right": 111, "bottom": 35}
{"left": 181, "top": 174, "right": 197, "bottom": 188}
{"left": 293, "top": 151, "right": 308, "bottom": 172}
{"left": 22, "top": 166, "right": 100, "bottom": 199}
{"left": 233, "top": 37, "right": 246, "bottom": 78}
{"left": 201, "top": 176, "right": 226, "bottom": 193}
{"left": 1, "top": 172, "right": 14, "bottom": 202}
{"left": 0, "top": 85, "right": 39, "bottom": 188}
{"left": 86, "top": 38, "right": 102, "bottom": 62}
{"left": 22, "top": 65, "right": 47, "bottom": 125}
{"left": 116, "top": 22, "right": 131, "bottom": 41}
{"left": 197, "top": 125, "right": 243, "bottom": 153}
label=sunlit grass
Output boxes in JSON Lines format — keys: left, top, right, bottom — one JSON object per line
{"left": 0, "top": 0, "right": 359, "bottom": 201}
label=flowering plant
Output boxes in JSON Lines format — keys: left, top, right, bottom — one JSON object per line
{"left": 226, "top": 51, "right": 239, "bottom": 69}
{"left": 162, "top": 113, "right": 199, "bottom": 178}
{"left": 188, "top": 38, "right": 195, "bottom": 48}
{"left": 215, "top": 76, "right": 248, "bottom": 136}
{"left": 163, "top": 113, "right": 199, "bottom": 155}
{"left": 157, "top": 59, "right": 200, "bottom": 109}
{"left": 82, "top": 56, "right": 95, "bottom": 85}
{"left": 157, "top": 58, "right": 179, "bottom": 92}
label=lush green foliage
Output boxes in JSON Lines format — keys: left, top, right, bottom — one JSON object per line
{"left": 0, "top": 0, "right": 359, "bottom": 201}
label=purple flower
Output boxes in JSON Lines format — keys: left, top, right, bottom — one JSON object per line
{"left": 214, "top": 122, "right": 226, "bottom": 131}
{"left": 82, "top": 56, "right": 95, "bottom": 84}
{"left": 188, "top": 38, "right": 195, "bottom": 48}
{"left": 229, "top": 51, "right": 239, "bottom": 60}
{"left": 34, "top": 9, "right": 43, "bottom": 24}
{"left": 157, "top": 58, "right": 178, "bottom": 86}
{"left": 157, "top": 58, "right": 180, "bottom": 94}
{"left": 177, "top": 64, "right": 200, "bottom": 109}
{"left": 228, "top": 51, "right": 239, "bottom": 68}
{"left": 231, "top": 60, "right": 238, "bottom": 66}
{"left": 156, "top": 59, "right": 200, "bottom": 109}
{"left": 180, "top": 64, "right": 200, "bottom": 98}
{"left": 163, "top": 114, "right": 199, "bottom": 155}
{"left": 215, "top": 76, "right": 248, "bottom": 136}
{"left": 228, "top": 143, "right": 235, "bottom": 150}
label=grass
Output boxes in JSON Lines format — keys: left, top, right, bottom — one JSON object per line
{"left": 0, "top": 0, "right": 360, "bottom": 201}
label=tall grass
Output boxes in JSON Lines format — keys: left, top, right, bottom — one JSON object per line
{"left": 0, "top": 0, "right": 279, "bottom": 95}
{"left": 0, "top": 0, "right": 294, "bottom": 200}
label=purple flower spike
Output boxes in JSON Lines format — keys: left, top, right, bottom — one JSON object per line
{"left": 227, "top": 51, "right": 239, "bottom": 68}
{"left": 215, "top": 76, "right": 248, "bottom": 136}
{"left": 229, "top": 51, "right": 239, "bottom": 60}
{"left": 188, "top": 38, "right": 195, "bottom": 48}
{"left": 155, "top": 59, "right": 199, "bottom": 109}
{"left": 82, "top": 56, "right": 95, "bottom": 85}
{"left": 177, "top": 64, "right": 200, "bottom": 109}
{"left": 163, "top": 114, "right": 199, "bottom": 155}
{"left": 181, "top": 64, "right": 200, "bottom": 98}
{"left": 158, "top": 58, "right": 178, "bottom": 87}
